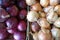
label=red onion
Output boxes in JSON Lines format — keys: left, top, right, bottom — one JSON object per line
{"left": 18, "top": 21, "right": 27, "bottom": 31}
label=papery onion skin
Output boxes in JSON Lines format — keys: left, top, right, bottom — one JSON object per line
{"left": 54, "top": 5, "right": 60, "bottom": 16}
{"left": 26, "top": 0, "right": 37, "bottom": 6}
{"left": 38, "top": 29, "right": 53, "bottom": 40}
{"left": 27, "top": 11, "right": 39, "bottom": 22}
{"left": 40, "top": 0, "right": 49, "bottom": 7}
{"left": 31, "top": 3, "right": 42, "bottom": 12}
{"left": 54, "top": 17, "right": 60, "bottom": 28}
{"left": 50, "top": 0, "right": 59, "bottom": 6}
{"left": 46, "top": 11, "right": 58, "bottom": 24}
{"left": 37, "top": 18, "right": 50, "bottom": 29}
{"left": 51, "top": 27, "right": 60, "bottom": 38}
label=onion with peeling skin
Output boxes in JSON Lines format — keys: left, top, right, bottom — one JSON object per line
{"left": 31, "top": 3, "right": 42, "bottom": 12}
{"left": 54, "top": 5, "right": 60, "bottom": 16}
{"left": 40, "top": 0, "right": 49, "bottom": 7}
{"left": 50, "top": 0, "right": 59, "bottom": 6}
{"left": 38, "top": 29, "right": 53, "bottom": 40}
{"left": 27, "top": 11, "right": 39, "bottom": 22}
{"left": 43, "top": 6, "right": 54, "bottom": 13}
{"left": 51, "top": 27, "right": 60, "bottom": 38}
{"left": 37, "top": 18, "right": 50, "bottom": 29}
{"left": 26, "top": 0, "right": 37, "bottom": 6}
{"left": 46, "top": 11, "right": 58, "bottom": 24}
{"left": 54, "top": 17, "right": 60, "bottom": 28}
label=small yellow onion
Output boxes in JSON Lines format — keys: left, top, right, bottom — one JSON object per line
{"left": 46, "top": 11, "right": 58, "bottom": 24}
{"left": 40, "top": 0, "right": 49, "bottom": 7}
{"left": 27, "top": 11, "right": 39, "bottom": 22}
{"left": 38, "top": 29, "right": 53, "bottom": 40}
{"left": 31, "top": 3, "right": 42, "bottom": 12}
{"left": 51, "top": 27, "right": 60, "bottom": 38}
{"left": 54, "top": 17, "right": 60, "bottom": 28}
{"left": 39, "top": 11, "right": 46, "bottom": 18}
{"left": 26, "top": 0, "right": 37, "bottom": 6}
{"left": 43, "top": 6, "right": 54, "bottom": 13}
{"left": 30, "top": 32, "right": 39, "bottom": 40}
{"left": 54, "top": 5, "right": 60, "bottom": 16}
{"left": 50, "top": 0, "right": 59, "bottom": 6}
{"left": 37, "top": 18, "right": 50, "bottom": 29}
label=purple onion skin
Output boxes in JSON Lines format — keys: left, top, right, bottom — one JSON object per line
{"left": 0, "top": 29, "right": 8, "bottom": 40}
{"left": 6, "top": 5, "right": 18, "bottom": 16}
{"left": 13, "top": 32, "right": 26, "bottom": 40}
{"left": 31, "top": 22, "right": 40, "bottom": 32}
{"left": 0, "top": 23, "right": 6, "bottom": 29}
{"left": 6, "top": 17, "right": 18, "bottom": 29}
{"left": 0, "top": 8, "right": 10, "bottom": 22}
{"left": 19, "top": 9, "right": 27, "bottom": 19}
{"left": 18, "top": 0, "right": 27, "bottom": 9}
{"left": 18, "top": 21, "right": 27, "bottom": 31}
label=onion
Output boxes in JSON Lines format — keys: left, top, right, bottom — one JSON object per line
{"left": 51, "top": 27, "right": 60, "bottom": 38}
{"left": 37, "top": 18, "right": 50, "bottom": 29}
{"left": 27, "top": 11, "right": 39, "bottom": 22}
{"left": 13, "top": 32, "right": 26, "bottom": 40}
{"left": 54, "top": 5, "right": 60, "bottom": 15}
{"left": 31, "top": 22, "right": 40, "bottom": 32}
{"left": 43, "top": 6, "right": 54, "bottom": 13}
{"left": 31, "top": 3, "right": 42, "bottom": 12}
{"left": 39, "top": 11, "right": 46, "bottom": 18}
{"left": 50, "top": 0, "right": 59, "bottom": 6}
{"left": 18, "top": 21, "right": 27, "bottom": 31}
{"left": 26, "top": 0, "right": 37, "bottom": 6}
{"left": 30, "top": 32, "right": 39, "bottom": 40}
{"left": 54, "top": 17, "right": 60, "bottom": 28}
{"left": 40, "top": 0, "right": 49, "bottom": 7}
{"left": 0, "top": 8, "right": 10, "bottom": 22}
{"left": 0, "top": 29, "right": 8, "bottom": 40}
{"left": 38, "top": 29, "right": 53, "bottom": 40}
{"left": 46, "top": 11, "right": 58, "bottom": 24}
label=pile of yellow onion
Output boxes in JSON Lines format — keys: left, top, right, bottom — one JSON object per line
{"left": 26, "top": 0, "right": 60, "bottom": 40}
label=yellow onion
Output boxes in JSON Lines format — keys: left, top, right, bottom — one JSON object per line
{"left": 54, "top": 17, "right": 60, "bottom": 28}
{"left": 27, "top": 11, "right": 39, "bottom": 22}
{"left": 46, "top": 11, "right": 58, "bottom": 24}
{"left": 54, "top": 5, "right": 60, "bottom": 15}
{"left": 43, "top": 6, "right": 54, "bottom": 13}
{"left": 38, "top": 29, "right": 53, "bottom": 40}
{"left": 40, "top": 0, "right": 49, "bottom": 7}
{"left": 51, "top": 27, "right": 60, "bottom": 38}
{"left": 50, "top": 0, "right": 59, "bottom": 6}
{"left": 37, "top": 18, "right": 50, "bottom": 29}
{"left": 31, "top": 3, "right": 42, "bottom": 12}
{"left": 30, "top": 32, "right": 39, "bottom": 40}
{"left": 39, "top": 11, "right": 46, "bottom": 18}
{"left": 26, "top": 0, "right": 37, "bottom": 6}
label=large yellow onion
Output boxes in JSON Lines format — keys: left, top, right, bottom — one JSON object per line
{"left": 37, "top": 18, "right": 50, "bottom": 29}
{"left": 51, "top": 27, "right": 60, "bottom": 38}
{"left": 54, "top": 5, "right": 60, "bottom": 15}
{"left": 40, "top": 0, "right": 49, "bottom": 7}
{"left": 38, "top": 29, "right": 53, "bottom": 40}
{"left": 50, "top": 0, "right": 59, "bottom": 6}
{"left": 54, "top": 17, "right": 60, "bottom": 28}
{"left": 27, "top": 11, "right": 39, "bottom": 22}
{"left": 43, "top": 6, "right": 54, "bottom": 13}
{"left": 46, "top": 11, "right": 58, "bottom": 24}
{"left": 31, "top": 3, "right": 42, "bottom": 12}
{"left": 26, "top": 0, "right": 37, "bottom": 6}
